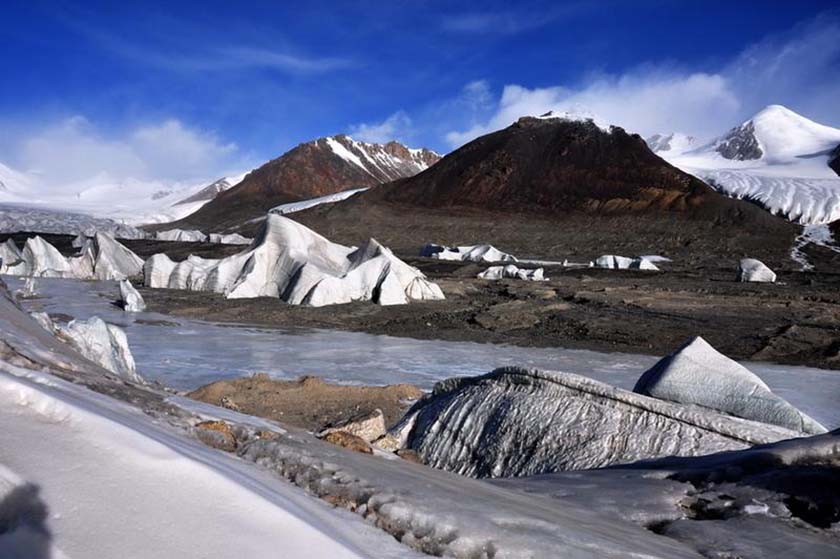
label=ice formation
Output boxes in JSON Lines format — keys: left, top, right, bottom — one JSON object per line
{"left": 420, "top": 243, "right": 518, "bottom": 262}
{"left": 156, "top": 228, "right": 208, "bottom": 242}
{"left": 119, "top": 279, "right": 146, "bottom": 312}
{"left": 595, "top": 254, "right": 660, "bottom": 270}
{"left": 634, "top": 337, "right": 826, "bottom": 434}
{"left": 737, "top": 258, "right": 776, "bottom": 282}
{"left": 391, "top": 367, "right": 799, "bottom": 478}
{"left": 208, "top": 232, "right": 252, "bottom": 245}
{"left": 270, "top": 187, "right": 369, "bottom": 215}
{"left": 477, "top": 264, "right": 546, "bottom": 281}
{"left": 60, "top": 317, "right": 142, "bottom": 383}
{"left": 144, "top": 214, "right": 444, "bottom": 306}
{"left": 0, "top": 204, "right": 147, "bottom": 238}
{"left": 0, "top": 233, "right": 143, "bottom": 280}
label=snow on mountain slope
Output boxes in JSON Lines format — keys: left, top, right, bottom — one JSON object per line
{"left": 322, "top": 135, "right": 439, "bottom": 183}
{"left": 655, "top": 105, "right": 840, "bottom": 225}
{"left": 645, "top": 133, "right": 697, "bottom": 156}
{"left": 0, "top": 164, "right": 248, "bottom": 227}
{"left": 271, "top": 187, "right": 369, "bottom": 215}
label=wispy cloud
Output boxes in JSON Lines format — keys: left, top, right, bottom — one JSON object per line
{"left": 442, "top": 13, "right": 840, "bottom": 148}
{"left": 348, "top": 111, "right": 413, "bottom": 143}
{"left": 440, "top": 3, "right": 594, "bottom": 35}
{"left": 14, "top": 116, "right": 245, "bottom": 185}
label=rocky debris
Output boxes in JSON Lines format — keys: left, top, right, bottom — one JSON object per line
{"left": 737, "top": 258, "right": 776, "bottom": 282}
{"left": 208, "top": 233, "right": 252, "bottom": 245}
{"left": 477, "top": 264, "right": 546, "bottom": 281}
{"left": 194, "top": 420, "right": 238, "bottom": 452}
{"left": 155, "top": 229, "right": 207, "bottom": 243}
{"left": 635, "top": 337, "right": 826, "bottom": 434}
{"left": 395, "top": 448, "right": 424, "bottom": 464}
{"left": 420, "top": 243, "right": 518, "bottom": 263}
{"left": 145, "top": 214, "right": 444, "bottom": 306}
{"left": 219, "top": 396, "right": 241, "bottom": 412}
{"left": 595, "top": 255, "right": 659, "bottom": 271}
{"left": 118, "top": 279, "right": 146, "bottom": 312}
{"left": 58, "top": 316, "right": 143, "bottom": 384}
{"left": 318, "top": 409, "right": 386, "bottom": 443}
{"left": 319, "top": 431, "right": 373, "bottom": 454}
{"left": 0, "top": 232, "right": 143, "bottom": 280}
{"left": 830, "top": 143, "right": 840, "bottom": 176}
{"left": 371, "top": 433, "right": 402, "bottom": 452}
{"left": 391, "top": 367, "right": 801, "bottom": 478}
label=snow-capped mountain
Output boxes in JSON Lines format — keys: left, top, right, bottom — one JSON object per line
{"left": 172, "top": 135, "right": 440, "bottom": 230}
{"left": 645, "top": 133, "right": 697, "bottom": 156}
{"left": 0, "top": 163, "right": 249, "bottom": 227}
{"left": 653, "top": 105, "right": 840, "bottom": 225}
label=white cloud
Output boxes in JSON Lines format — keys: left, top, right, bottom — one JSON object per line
{"left": 444, "top": 14, "right": 840, "bottom": 148}
{"left": 15, "top": 116, "right": 241, "bottom": 185}
{"left": 348, "top": 111, "right": 413, "bottom": 143}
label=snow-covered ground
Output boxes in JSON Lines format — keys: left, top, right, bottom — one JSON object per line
{"left": 654, "top": 105, "right": 840, "bottom": 225}
{"left": 0, "top": 364, "right": 419, "bottom": 559}
{"left": 8, "top": 277, "right": 839, "bottom": 430}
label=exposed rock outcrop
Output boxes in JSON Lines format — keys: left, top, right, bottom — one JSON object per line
{"left": 737, "top": 258, "right": 776, "bottom": 282}
{"left": 392, "top": 367, "right": 800, "bottom": 478}
{"left": 318, "top": 409, "right": 386, "bottom": 443}
{"left": 634, "top": 337, "right": 826, "bottom": 434}
{"left": 144, "top": 214, "right": 444, "bottom": 306}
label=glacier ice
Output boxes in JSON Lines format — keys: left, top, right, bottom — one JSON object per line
{"left": 391, "top": 367, "right": 800, "bottom": 478}
{"left": 208, "top": 233, "right": 252, "bottom": 245}
{"left": 420, "top": 243, "right": 518, "bottom": 262}
{"left": 144, "top": 214, "right": 445, "bottom": 306}
{"left": 595, "top": 254, "right": 659, "bottom": 270}
{"left": 634, "top": 337, "right": 826, "bottom": 434}
{"left": 477, "top": 264, "right": 546, "bottom": 281}
{"left": 737, "top": 258, "right": 776, "bottom": 283}
{"left": 119, "top": 279, "right": 146, "bottom": 312}
{"left": 0, "top": 232, "right": 143, "bottom": 280}
{"left": 59, "top": 316, "right": 143, "bottom": 383}
{"left": 156, "top": 229, "right": 208, "bottom": 242}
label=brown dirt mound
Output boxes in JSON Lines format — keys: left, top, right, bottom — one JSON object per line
{"left": 187, "top": 374, "right": 423, "bottom": 431}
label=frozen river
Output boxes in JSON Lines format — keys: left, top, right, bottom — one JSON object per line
{"left": 7, "top": 277, "right": 840, "bottom": 429}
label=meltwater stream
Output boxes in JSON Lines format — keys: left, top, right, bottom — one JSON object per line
{"left": 8, "top": 277, "right": 840, "bottom": 429}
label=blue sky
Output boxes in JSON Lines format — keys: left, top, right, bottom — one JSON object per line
{"left": 1, "top": 0, "right": 839, "bottom": 184}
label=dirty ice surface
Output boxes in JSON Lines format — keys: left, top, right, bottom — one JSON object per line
{"left": 7, "top": 277, "right": 839, "bottom": 429}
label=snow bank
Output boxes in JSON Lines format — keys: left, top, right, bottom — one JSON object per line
{"left": 634, "top": 337, "right": 826, "bottom": 434}
{"left": 420, "top": 243, "right": 518, "bottom": 262}
{"left": 144, "top": 214, "right": 444, "bottom": 306}
{"left": 477, "top": 264, "right": 546, "bottom": 281}
{"left": 392, "top": 367, "right": 798, "bottom": 478}
{"left": 270, "top": 188, "right": 369, "bottom": 215}
{"left": 595, "top": 254, "right": 659, "bottom": 271}
{"left": 119, "top": 279, "right": 146, "bottom": 312}
{"left": 208, "top": 232, "right": 252, "bottom": 245}
{"left": 737, "top": 258, "right": 776, "bottom": 282}
{"left": 0, "top": 232, "right": 143, "bottom": 280}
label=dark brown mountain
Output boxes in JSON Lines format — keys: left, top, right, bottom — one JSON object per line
{"left": 361, "top": 116, "right": 758, "bottom": 217}
{"left": 290, "top": 116, "right": 799, "bottom": 269}
{"left": 170, "top": 135, "right": 439, "bottom": 230}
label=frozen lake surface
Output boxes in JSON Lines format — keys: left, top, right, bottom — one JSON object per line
{"left": 7, "top": 277, "right": 839, "bottom": 429}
